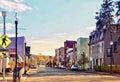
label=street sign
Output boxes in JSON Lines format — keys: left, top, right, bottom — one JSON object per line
{"left": 0, "top": 34, "right": 12, "bottom": 49}
{"left": 10, "top": 48, "right": 16, "bottom": 54}
{"left": 0, "top": 51, "right": 9, "bottom": 57}
{"left": 10, "top": 48, "right": 16, "bottom": 57}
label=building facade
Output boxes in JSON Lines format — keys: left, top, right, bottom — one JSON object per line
{"left": 77, "top": 37, "right": 89, "bottom": 70}
{"left": 104, "top": 24, "right": 120, "bottom": 65}
{"left": 59, "top": 47, "right": 65, "bottom": 66}
{"left": 89, "top": 24, "right": 120, "bottom": 68}
{"left": 64, "top": 40, "right": 77, "bottom": 66}
{"left": 0, "top": 36, "right": 26, "bottom": 72}
{"left": 89, "top": 23, "right": 105, "bottom": 69}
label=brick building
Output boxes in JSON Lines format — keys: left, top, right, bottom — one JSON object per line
{"left": 64, "top": 40, "right": 77, "bottom": 66}
{"left": 89, "top": 24, "right": 120, "bottom": 69}
{"left": 104, "top": 24, "right": 120, "bottom": 65}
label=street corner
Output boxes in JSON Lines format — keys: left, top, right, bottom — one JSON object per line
{"left": 0, "top": 76, "right": 27, "bottom": 82}
{"left": 0, "top": 77, "right": 12, "bottom": 82}
{"left": 20, "top": 77, "right": 27, "bottom": 82}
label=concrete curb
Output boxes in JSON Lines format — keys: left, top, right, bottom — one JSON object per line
{"left": 84, "top": 69, "right": 120, "bottom": 76}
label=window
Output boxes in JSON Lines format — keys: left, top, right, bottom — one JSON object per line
{"left": 96, "top": 59, "right": 98, "bottom": 66}
{"left": 106, "top": 48, "right": 111, "bottom": 57}
{"left": 113, "top": 42, "right": 117, "bottom": 53}
{"left": 102, "top": 43, "right": 104, "bottom": 52}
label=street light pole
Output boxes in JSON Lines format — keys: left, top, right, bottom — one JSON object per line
{"left": 2, "top": 11, "right": 6, "bottom": 34}
{"left": 24, "top": 43, "right": 27, "bottom": 75}
{"left": 110, "top": 26, "right": 113, "bottom": 74}
{"left": 14, "top": 12, "right": 18, "bottom": 82}
{"left": 82, "top": 50, "right": 85, "bottom": 71}
{"left": 2, "top": 11, "right": 7, "bottom": 82}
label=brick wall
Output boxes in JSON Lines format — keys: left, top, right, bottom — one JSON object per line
{"left": 104, "top": 24, "right": 120, "bottom": 65}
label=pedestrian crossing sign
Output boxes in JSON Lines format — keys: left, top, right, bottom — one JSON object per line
{"left": 0, "top": 34, "right": 12, "bottom": 49}
{"left": 0, "top": 51, "right": 9, "bottom": 57}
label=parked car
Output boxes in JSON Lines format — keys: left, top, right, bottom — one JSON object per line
{"left": 71, "top": 65, "right": 78, "bottom": 71}
{"left": 30, "top": 64, "right": 37, "bottom": 69}
{"left": 60, "top": 65, "right": 66, "bottom": 69}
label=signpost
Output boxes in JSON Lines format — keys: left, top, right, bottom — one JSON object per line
{"left": 0, "top": 51, "right": 9, "bottom": 57}
{"left": 10, "top": 48, "right": 16, "bottom": 59}
{"left": 0, "top": 32, "right": 12, "bottom": 82}
{"left": 0, "top": 34, "right": 12, "bottom": 49}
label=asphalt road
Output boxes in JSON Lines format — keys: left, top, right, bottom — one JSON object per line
{"left": 26, "top": 66, "right": 120, "bottom": 82}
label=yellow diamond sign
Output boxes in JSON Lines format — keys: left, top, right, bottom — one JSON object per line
{"left": 0, "top": 34, "right": 12, "bottom": 49}
{"left": 0, "top": 51, "right": 9, "bottom": 57}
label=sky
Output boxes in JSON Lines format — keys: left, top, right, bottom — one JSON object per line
{"left": 0, "top": 0, "right": 104, "bottom": 56}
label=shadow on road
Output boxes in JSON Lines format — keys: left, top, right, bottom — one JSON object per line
{"left": 28, "top": 68, "right": 92, "bottom": 77}
{"left": 27, "top": 67, "right": 120, "bottom": 78}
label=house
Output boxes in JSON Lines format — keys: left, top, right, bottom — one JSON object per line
{"left": 89, "top": 23, "right": 120, "bottom": 69}
{"left": 88, "top": 24, "right": 105, "bottom": 69}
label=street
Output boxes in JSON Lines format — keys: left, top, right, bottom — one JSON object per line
{"left": 0, "top": 1, "right": 120, "bottom": 82}
{"left": 26, "top": 65, "right": 120, "bottom": 82}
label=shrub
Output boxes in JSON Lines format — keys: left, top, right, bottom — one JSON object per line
{"left": 94, "top": 66, "right": 100, "bottom": 71}
{"left": 94, "top": 65, "right": 120, "bottom": 73}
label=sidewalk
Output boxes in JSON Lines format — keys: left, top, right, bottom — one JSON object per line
{"left": 0, "top": 73, "right": 27, "bottom": 82}
{"left": 0, "top": 77, "right": 26, "bottom": 82}
{"left": 84, "top": 69, "right": 120, "bottom": 76}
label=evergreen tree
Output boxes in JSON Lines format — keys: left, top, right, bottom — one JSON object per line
{"left": 115, "top": 0, "right": 120, "bottom": 23}
{"left": 116, "top": 0, "right": 120, "bottom": 16}
{"left": 95, "top": 0, "right": 114, "bottom": 28}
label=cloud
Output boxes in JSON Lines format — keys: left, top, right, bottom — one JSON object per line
{"left": 0, "top": 0, "right": 31, "bottom": 12}
{"left": 27, "top": 39, "right": 57, "bottom": 55}
{"left": 55, "top": 33, "right": 68, "bottom": 37}
{"left": 14, "top": 0, "right": 23, "bottom": 3}
{"left": 86, "top": 26, "right": 95, "bottom": 31}
{"left": 76, "top": 35, "right": 89, "bottom": 39}
{"left": 7, "top": 34, "right": 24, "bottom": 37}
{"left": 0, "top": 23, "right": 14, "bottom": 30}
{"left": 28, "top": 39, "right": 55, "bottom": 44}
{"left": 7, "top": 34, "right": 15, "bottom": 37}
